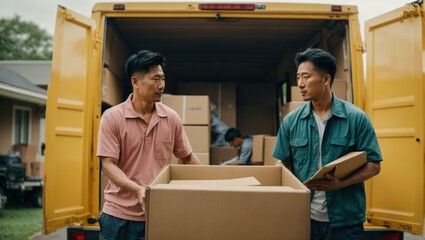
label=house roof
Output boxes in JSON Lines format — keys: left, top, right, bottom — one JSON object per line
{"left": 0, "top": 61, "right": 51, "bottom": 86}
{"left": 0, "top": 66, "right": 47, "bottom": 105}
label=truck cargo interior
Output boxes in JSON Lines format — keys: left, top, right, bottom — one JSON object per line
{"left": 102, "top": 17, "right": 352, "bottom": 135}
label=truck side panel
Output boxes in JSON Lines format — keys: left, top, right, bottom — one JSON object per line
{"left": 365, "top": 3, "right": 424, "bottom": 235}
{"left": 44, "top": 6, "right": 96, "bottom": 234}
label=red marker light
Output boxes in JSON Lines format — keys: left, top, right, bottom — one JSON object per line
{"left": 199, "top": 3, "right": 256, "bottom": 11}
{"left": 331, "top": 5, "right": 342, "bottom": 12}
{"left": 113, "top": 4, "right": 125, "bottom": 10}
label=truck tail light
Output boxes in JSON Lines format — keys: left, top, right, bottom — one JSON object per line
{"left": 69, "top": 231, "right": 85, "bottom": 240}
{"left": 199, "top": 3, "right": 256, "bottom": 11}
{"left": 381, "top": 233, "right": 401, "bottom": 240}
{"left": 331, "top": 5, "right": 342, "bottom": 12}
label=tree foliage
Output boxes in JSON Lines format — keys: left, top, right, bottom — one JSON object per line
{"left": 0, "top": 15, "right": 52, "bottom": 60}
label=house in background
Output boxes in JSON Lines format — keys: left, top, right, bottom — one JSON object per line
{"left": 0, "top": 65, "right": 47, "bottom": 176}
{"left": 0, "top": 61, "right": 51, "bottom": 90}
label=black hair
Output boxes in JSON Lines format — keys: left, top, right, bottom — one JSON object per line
{"left": 294, "top": 48, "right": 337, "bottom": 86}
{"left": 224, "top": 128, "right": 242, "bottom": 142}
{"left": 124, "top": 50, "right": 165, "bottom": 81}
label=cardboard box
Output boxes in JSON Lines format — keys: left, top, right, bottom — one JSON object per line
{"left": 281, "top": 101, "right": 306, "bottom": 121}
{"left": 13, "top": 144, "right": 37, "bottom": 163}
{"left": 304, "top": 151, "right": 366, "bottom": 184}
{"left": 170, "top": 152, "right": 210, "bottom": 165}
{"left": 104, "top": 25, "right": 131, "bottom": 78}
{"left": 210, "top": 146, "right": 238, "bottom": 165}
{"left": 146, "top": 165, "right": 310, "bottom": 240}
{"left": 291, "top": 86, "right": 303, "bottom": 101}
{"left": 177, "top": 82, "right": 236, "bottom": 127}
{"left": 24, "top": 161, "right": 32, "bottom": 177}
{"left": 251, "top": 134, "right": 269, "bottom": 163}
{"left": 332, "top": 79, "right": 347, "bottom": 100}
{"left": 102, "top": 68, "right": 123, "bottom": 106}
{"left": 162, "top": 95, "right": 210, "bottom": 125}
{"left": 184, "top": 125, "right": 210, "bottom": 152}
{"left": 31, "top": 161, "right": 44, "bottom": 178}
{"left": 264, "top": 136, "right": 279, "bottom": 166}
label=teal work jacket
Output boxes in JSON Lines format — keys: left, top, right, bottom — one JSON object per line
{"left": 272, "top": 94, "right": 382, "bottom": 228}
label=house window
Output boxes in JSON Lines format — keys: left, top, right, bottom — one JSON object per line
{"left": 13, "top": 106, "right": 31, "bottom": 144}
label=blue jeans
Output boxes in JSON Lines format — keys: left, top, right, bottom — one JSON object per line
{"left": 310, "top": 219, "right": 363, "bottom": 240}
{"left": 99, "top": 213, "right": 145, "bottom": 240}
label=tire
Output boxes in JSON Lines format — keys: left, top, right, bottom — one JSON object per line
{"left": 0, "top": 186, "right": 6, "bottom": 212}
{"left": 31, "top": 187, "right": 42, "bottom": 208}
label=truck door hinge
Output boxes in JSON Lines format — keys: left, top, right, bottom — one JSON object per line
{"left": 402, "top": 3, "right": 421, "bottom": 18}
{"left": 356, "top": 43, "right": 365, "bottom": 54}
{"left": 93, "top": 32, "right": 100, "bottom": 50}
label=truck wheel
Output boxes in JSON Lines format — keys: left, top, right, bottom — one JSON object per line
{"left": 31, "top": 188, "right": 42, "bottom": 208}
{"left": 0, "top": 186, "right": 6, "bottom": 212}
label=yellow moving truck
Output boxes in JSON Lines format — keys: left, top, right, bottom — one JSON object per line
{"left": 44, "top": 1, "right": 424, "bottom": 239}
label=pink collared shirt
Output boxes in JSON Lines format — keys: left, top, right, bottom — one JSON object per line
{"left": 97, "top": 94, "right": 192, "bottom": 221}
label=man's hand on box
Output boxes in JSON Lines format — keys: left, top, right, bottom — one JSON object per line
{"left": 305, "top": 172, "right": 343, "bottom": 191}
{"left": 137, "top": 186, "right": 146, "bottom": 212}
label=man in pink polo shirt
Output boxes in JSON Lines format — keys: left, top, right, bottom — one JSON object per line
{"left": 97, "top": 50, "right": 201, "bottom": 240}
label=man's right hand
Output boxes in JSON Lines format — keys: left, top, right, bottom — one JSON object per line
{"left": 137, "top": 186, "right": 146, "bottom": 213}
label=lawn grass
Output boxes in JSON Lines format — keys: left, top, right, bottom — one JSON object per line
{"left": 0, "top": 200, "right": 42, "bottom": 240}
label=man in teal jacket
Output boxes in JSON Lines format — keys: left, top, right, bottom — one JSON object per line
{"left": 273, "top": 48, "right": 382, "bottom": 240}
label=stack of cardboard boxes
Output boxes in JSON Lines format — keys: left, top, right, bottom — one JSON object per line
{"left": 251, "top": 135, "right": 279, "bottom": 166}
{"left": 102, "top": 25, "right": 128, "bottom": 107}
{"left": 162, "top": 95, "right": 211, "bottom": 165}
{"left": 177, "top": 82, "right": 236, "bottom": 127}
{"left": 177, "top": 82, "right": 239, "bottom": 165}
{"left": 13, "top": 144, "right": 43, "bottom": 177}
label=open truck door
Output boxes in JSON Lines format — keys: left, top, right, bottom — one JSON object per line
{"left": 44, "top": 6, "right": 99, "bottom": 234}
{"left": 365, "top": 2, "right": 424, "bottom": 236}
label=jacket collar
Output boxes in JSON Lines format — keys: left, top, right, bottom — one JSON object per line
{"left": 300, "top": 93, "right": 346, "bottom": 119}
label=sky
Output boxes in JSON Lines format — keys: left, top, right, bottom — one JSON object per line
{"left": 0, "top": 0, "right": 412, "bottom": 37}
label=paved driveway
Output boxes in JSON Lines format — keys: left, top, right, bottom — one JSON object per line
{"left": 29, "top": 227, "right": 66, "bottom": 240}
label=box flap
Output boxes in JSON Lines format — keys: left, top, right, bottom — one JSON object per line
{"left": 169, "top": 165, "right": 283, "bottom": 186}
{"left": 169, "top": 176, "right": 261, "bottom": 186}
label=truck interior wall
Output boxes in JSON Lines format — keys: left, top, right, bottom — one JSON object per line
{"left": 100, "top": 17, "right": 352, "bottom": 137}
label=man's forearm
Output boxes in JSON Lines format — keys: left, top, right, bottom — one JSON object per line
{"left": 181, "top": 153, "right": 202, "bottom": 164}
{"left": 102, "top": 157, "right": 145, "bottom": 195}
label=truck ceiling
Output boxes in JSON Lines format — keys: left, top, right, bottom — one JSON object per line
{"left": 108, "top": 17, "right": 347, "bottom": 84}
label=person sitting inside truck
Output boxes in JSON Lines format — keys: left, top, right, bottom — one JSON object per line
{"left": 221, "top": 128, "right": 253, "bottom": 165}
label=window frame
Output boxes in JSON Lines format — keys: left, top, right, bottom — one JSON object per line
{"left": 12, "top": 105, "right": 32, "bottom": 145}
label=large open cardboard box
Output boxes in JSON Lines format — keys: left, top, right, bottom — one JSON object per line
{"left": 146, "top": 165, "right": 310, "bottom": 240}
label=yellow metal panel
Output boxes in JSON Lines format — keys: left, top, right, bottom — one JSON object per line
{"left": 365, "top": 3, "right": 424, "bottom": 235}
{"left": 91, "top": 2, "right": 357, "bottom": 21}
{"left": 44, "top": 6, "right": 96, "bottom": 234}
